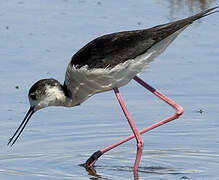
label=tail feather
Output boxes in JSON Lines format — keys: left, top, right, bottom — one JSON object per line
{"left": 184, "top": 6, "right": 219, "bottom": 22}
{"left": 147, "top": 6, "right": 219, "bottom": 43}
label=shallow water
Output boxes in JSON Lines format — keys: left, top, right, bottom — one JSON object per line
{"left": 1, "top": 0, "right": 219, "bottom": 179}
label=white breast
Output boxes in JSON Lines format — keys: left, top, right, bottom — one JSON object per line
{"left": 64, "top": 26, "right": 187, "bottom": 106}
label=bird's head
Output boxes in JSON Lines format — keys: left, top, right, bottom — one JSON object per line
{"left": 8, "top": 78, "right": 68, "bottom": 146}
{"left": 28, "top": 79, "right": 67, "bottom": 111}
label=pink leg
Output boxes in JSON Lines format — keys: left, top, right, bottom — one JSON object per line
{"left": 114, "top": 88, "right": 144, "bottom": 171}
{"left": 84, "top": 76, "right": 184, "bottom": 171}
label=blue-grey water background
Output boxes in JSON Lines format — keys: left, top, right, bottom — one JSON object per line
{"left": 0, "top": 0, "right": 219, "bottom": 179}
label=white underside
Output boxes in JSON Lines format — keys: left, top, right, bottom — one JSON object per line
{"left": 64, "top": 26, "right": 187, "bottom": 106}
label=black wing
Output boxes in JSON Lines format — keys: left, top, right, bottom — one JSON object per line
{"left": 70, "top": 6, "right": 218, "bottom": 69}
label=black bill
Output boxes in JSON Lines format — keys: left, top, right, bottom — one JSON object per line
{"left": 8, "top": 107, "right": 35, "bottom": 147}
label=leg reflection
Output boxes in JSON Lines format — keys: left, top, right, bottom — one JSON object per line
{"left": 84, "top": 165, "right": 140, "bottom": 180}
{"left": 134, "top": 170, "right": 139, "bottom": 180}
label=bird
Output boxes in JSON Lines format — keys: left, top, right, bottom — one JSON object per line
{"left": 8, "top": 6, "right": 218, "bottom": 171}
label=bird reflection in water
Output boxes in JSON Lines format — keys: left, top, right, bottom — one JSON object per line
{"left": 84, "top": 165, "right": 140, "bottom": 180}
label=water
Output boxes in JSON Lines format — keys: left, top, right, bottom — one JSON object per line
{"left": 1, "top": 0, "right": 219, "bottom": 179}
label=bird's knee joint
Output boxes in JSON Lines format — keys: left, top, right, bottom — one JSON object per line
{"left": 137, "top": 138, "right": 144, "bottom": 149}
{"left": 176, "top": 105, "right": 184, "bottom": 117}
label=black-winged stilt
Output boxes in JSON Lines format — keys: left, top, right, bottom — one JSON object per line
{"left": 8, "top": 7, "right": 218, "bottom": 171}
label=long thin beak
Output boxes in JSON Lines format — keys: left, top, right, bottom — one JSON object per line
{"left": 8, "top": 107, "right": 35, "bottom": 147}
